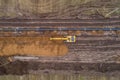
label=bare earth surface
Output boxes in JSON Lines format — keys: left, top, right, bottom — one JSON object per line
{"left": 0, "top": 37, "right": 68, "bottom": 57}
{"left": 0, "top": 0, "right": 119, "bottom": 76}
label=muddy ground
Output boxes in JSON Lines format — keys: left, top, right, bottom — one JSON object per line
{"left": 0, "top": 0, "right": 119, "bottom": 75}
{"left": 0, "top": 60, "right": 120, "bottom": 75}
{"left": 0, "top": 35, "right": 120, "bottom": 75}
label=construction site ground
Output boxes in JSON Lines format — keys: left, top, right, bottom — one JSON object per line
{"left": 0, "top": 31, "right": 120, "bottom": 75}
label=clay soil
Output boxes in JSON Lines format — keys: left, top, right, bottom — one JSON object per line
{"left": 0, "top": 36, "right": 68, "bottom": 57}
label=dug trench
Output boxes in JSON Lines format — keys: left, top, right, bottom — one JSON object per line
{"left": 0, "top": 35, "right": 68, "bottom": 75}
{"left": 0, "top": 35, "right": 120, "bottom": 75}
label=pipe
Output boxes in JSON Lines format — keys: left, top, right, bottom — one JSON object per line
{"left": 0, "top": 27, "right": 120, "bottom": 32}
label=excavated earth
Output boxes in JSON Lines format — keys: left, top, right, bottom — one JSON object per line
{"left": 0, "top": 36, "right": 68, "bottom": 57}
{"left": 0, "top": 33, "right": 120, "bottom": 75}
{"left": 0, "top": 0, "right": 120, "bottom": 75}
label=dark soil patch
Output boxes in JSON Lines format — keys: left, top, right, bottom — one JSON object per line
{"left": 0, "top": 60, "right": 120, "bottom": 75}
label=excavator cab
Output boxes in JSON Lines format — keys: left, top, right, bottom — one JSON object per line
{"left": 66, "top": 36, "right": 76, "bottom": 42}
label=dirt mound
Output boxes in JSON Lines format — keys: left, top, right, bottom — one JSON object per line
{"left": 0, "top": 36, "right": 68, "bottom": 57}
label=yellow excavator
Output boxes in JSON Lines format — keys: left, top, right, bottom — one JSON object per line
{"left": 50, "top": 36, "right": 76, "bottom": 42}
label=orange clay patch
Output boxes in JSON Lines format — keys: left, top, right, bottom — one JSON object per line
{"left": 0, "top": 36, "right": 68, "bottom": 57}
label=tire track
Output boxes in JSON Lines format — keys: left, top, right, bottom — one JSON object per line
{"left": 0, "top": 18, "right": 119, "bottom": 26}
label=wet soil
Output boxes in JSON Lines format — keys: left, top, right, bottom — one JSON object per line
{"left": 0, "top": 33, "right": 120, "bottom": 75}
{"left": 0, "top": 60, "right": 120, "bottom": 75}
